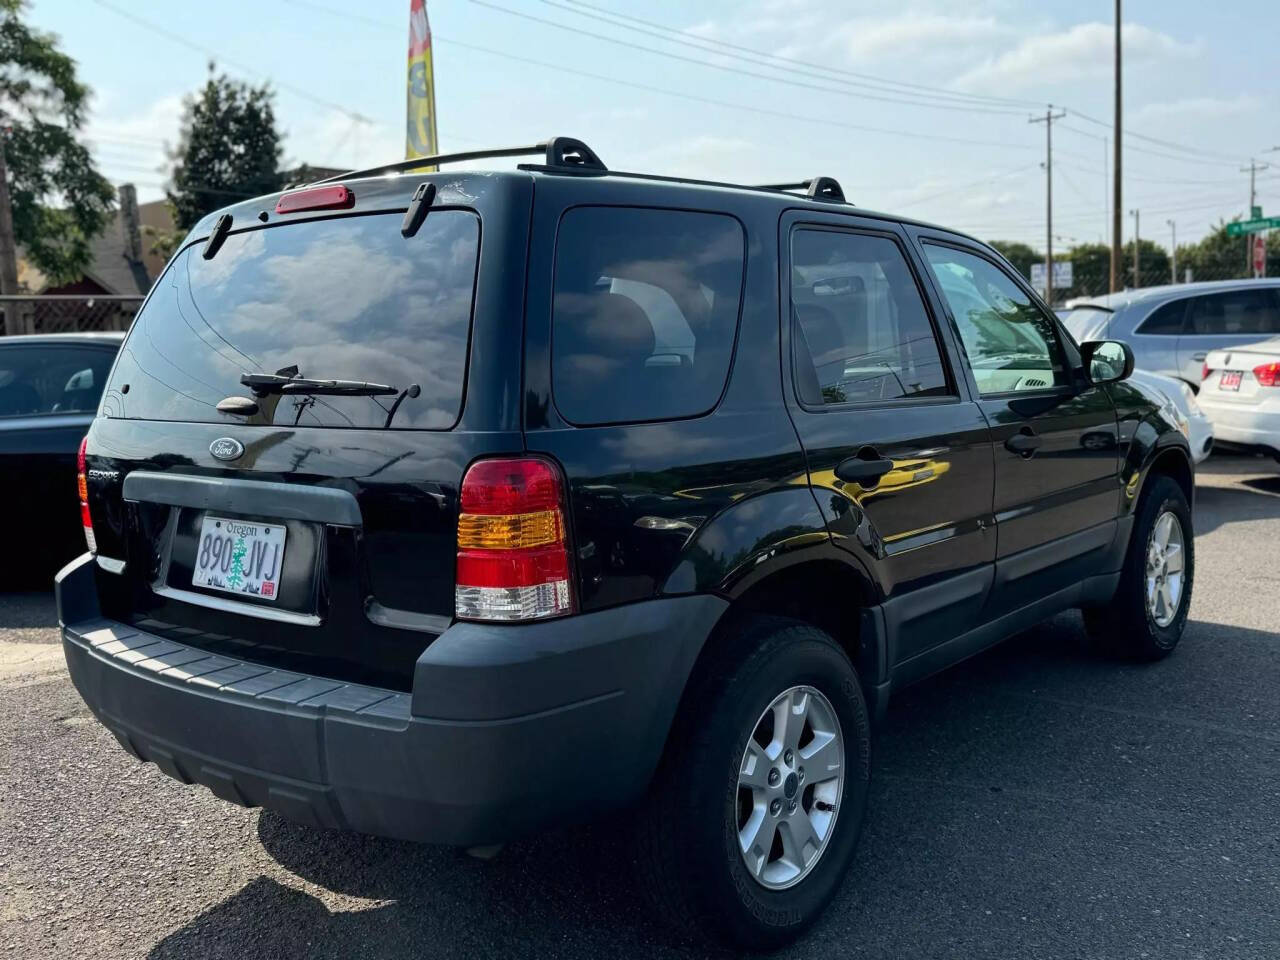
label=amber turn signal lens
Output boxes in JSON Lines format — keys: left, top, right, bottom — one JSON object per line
{"left": 456, "top": 510, "right": 561, "bottom": 550}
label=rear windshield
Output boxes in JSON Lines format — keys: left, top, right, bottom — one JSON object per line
{"left": 103, "top": 211, "right": 479, "bottom": 429}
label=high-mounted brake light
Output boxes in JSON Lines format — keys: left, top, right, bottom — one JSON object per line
{"left": 1254, "top": 362, "right": 1280, "bottom": 387}
{"left": 455, "top": 458, "right": 575, "bottom": 622}
{"left": 274, "top": 184, "right": 355, "bottom": 215}
{"left": 77, "top": 435, "right": 96, "bottom": 553}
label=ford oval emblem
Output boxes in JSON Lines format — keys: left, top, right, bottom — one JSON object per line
{"left": 209, "top": 437, "right": 245, "bottom": 462}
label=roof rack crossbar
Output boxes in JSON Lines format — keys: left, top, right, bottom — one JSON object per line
{"left": 312, "top": 136, "right": 606, "bottom": 185}
{"left": 755, "top": 177, "right": 847, "bottom": 203}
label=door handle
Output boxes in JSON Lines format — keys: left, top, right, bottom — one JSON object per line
{"left": 1192, "top": 352, "right": 1207, "bottom": 361}
{"left": 1004, "top": 428, "right": 1042, "bottom": 458}
{"left": 835, "top": 452, "right": 895, "bottom": 488}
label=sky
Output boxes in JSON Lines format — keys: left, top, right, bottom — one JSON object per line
{"left": 24, "top": 0, "right": 1280, "bottom": 251}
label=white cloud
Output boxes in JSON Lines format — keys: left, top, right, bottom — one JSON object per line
{"left": 838, "top": 13, "right": 1013, "bottom": 61}
{"left": 1132, "top": 94, "right": 1260, "bottom": 124}
{"left": 86, "top": 94, "right": 186, "bottom": 201}
{"left": 953, "top": 22, "right": 1199, "bottom": 92}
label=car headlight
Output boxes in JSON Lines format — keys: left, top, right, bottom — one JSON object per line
{"left": 1179, "top": 380, "right": 1201, "bottom": 414}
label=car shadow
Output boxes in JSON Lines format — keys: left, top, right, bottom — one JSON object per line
{"left": 0, "top": 591, "right": 58, "bottom": 633}
{"left": 146, "top": 613, "right": 1280, "bottom": 960}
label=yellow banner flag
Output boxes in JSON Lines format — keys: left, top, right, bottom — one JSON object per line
{"left": 406, "top": 0, "right": 438, "bottom": 165}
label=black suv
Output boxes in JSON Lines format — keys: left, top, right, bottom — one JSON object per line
{"left": 59, "top": 138, "right": 1195, "bottom": 949}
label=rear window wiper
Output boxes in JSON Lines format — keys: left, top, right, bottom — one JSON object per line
{"left": 240, "top": 373, "right": 399, "bottom": 397}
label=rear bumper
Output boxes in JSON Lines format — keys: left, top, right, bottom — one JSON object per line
{"left": 57, "top": 554, "right": 725, "bottom": 846}
{"left": 1196, "top": 401, "right": 1280, "bottom": 452}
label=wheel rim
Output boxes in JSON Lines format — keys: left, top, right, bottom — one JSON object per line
{"left": 1145, "top": 510, "right": 1186, "bottom": 628}
{"left": 735, "top": 685, "right": 844, "bottom": 890}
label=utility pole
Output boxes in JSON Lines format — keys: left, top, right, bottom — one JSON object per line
{"left": 0, "top": 127, "right": 19, "bottom": 300}
{"left": 1167, "top": 220, "right": 1177, "bottom": 284}
{"left": 1130, "top": 208, "right": 1140, "bottom": 288}
{"left": 1241, "top": 158, "right": 1269, "bottom": 273}
{"left": 1030, "top": 107, "right": 1066, "bottom": 306}
{"left": 1110, "top": 0, "right": 1123, "bottom": 292}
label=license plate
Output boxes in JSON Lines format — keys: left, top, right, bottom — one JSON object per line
{"left": 191, "top": 516, "right": 286, "bottom": 601}
{"left": 1219, "top": 370, "right": 1242, "bottom": 391}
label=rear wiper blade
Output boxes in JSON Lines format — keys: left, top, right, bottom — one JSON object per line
{"left": 240, "top": 373, "right": 399, "bottom": 397}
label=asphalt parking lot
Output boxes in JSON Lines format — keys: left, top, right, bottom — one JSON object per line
{"left": 3, "top": 453, "right": 1280, "bottom": 960}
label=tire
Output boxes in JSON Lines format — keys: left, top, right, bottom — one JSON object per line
{"left": 637, "top": 616, "right": 871, "bottom": 951}
{"left": 1083, "top": 474, "right": 1194, "bottom": 660}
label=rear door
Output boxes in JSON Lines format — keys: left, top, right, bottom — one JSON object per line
{"left": 1177, "top": 287, "right": 1280, "bottom": 384}
{"left": 85, "top": 176, "right": 531, "bottom": 690}
{"left": 782, "top": 212, "right": 996, "bottom": 664}
{"left": 1126, "top": 297, "right": 1188, "bottom": 381}
{"left": 912, "top": 234, "right": 1120, "bottom": 618}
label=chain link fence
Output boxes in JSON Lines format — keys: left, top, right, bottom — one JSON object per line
{"left": 0, "top": 295, "right": 143, "bottom": 337}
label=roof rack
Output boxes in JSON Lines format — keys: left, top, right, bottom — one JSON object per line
{"left": 756, "top": 177, "right": 847, "bottom": 203}
{"left": 313, "top": 136, "right": 606, "bottom": 185}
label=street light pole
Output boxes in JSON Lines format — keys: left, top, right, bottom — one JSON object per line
{"left": 1130, "top": 209, "right": 1140, "bottom": 288}
{"left": 1167, "top": 219, "right": 1177, "bottom": 284}
{"left": 1110, "top": 0, "right": 1123, "bottom": 293}
{"left": 1030, "top": 107, "right": 1066, "bottom": 306}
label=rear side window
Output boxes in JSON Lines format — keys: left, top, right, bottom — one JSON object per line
{"left": 1186, "top": 289, "right": 1280, "bottom": 335}
{"left": 790, "top": 229, "right": 950, "bottom": 405}
{"left": 0, "top": 344, "right": 115, "bottom": 417}
{"left": 1135, "top": 299, "right": 1188, "bottom": 335}
{"left": 103, "top": 211, "right": 479, "bottom": 429}
{"left": 551, "top": 206, "right": 744, "bottom": 425}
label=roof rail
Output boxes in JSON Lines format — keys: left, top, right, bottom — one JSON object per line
{"left": 313, "top": 136, "right": 606, "bottom": 185}
{"left": 756, "top": 177, "right": 847, "bottom": 203}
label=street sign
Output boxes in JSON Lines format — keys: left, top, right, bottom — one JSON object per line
{"left": 1254, "top": 233, "right": 1267, "bottom": 278}
{"left": 1226, "top": 217, "right": 1280, "bottom": 237}
{"left": 1030, "top": 261, "right": 1073, "bottom": 290}
{"left": 1252, "top": 205, "right": 1264, "bottom": 220}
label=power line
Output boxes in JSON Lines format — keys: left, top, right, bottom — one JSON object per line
{"left": 87, "top": 0, "right": 375, "bottom": 125}
{"left": 434, "top": 35, "right": 1042, "bottom": 154}
{"left": 468, "top": 0, "right": 1030, "bottom": 117}
{"left": 534, "top": 0, "right": 1041, "bottom": 113}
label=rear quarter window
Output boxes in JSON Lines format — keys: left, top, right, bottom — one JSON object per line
{"left": 0, "top": 344, "right": 116, "bottom": 417}
{"left": 551, "top": 206, "right": 745, "bottom": 426}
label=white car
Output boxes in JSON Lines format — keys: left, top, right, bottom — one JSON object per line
{"left": 1129, "top": 368, "right": 1215, "bottom": 464}
{"left": 1199, "top": 339, "right": 1280, "bottom": 460}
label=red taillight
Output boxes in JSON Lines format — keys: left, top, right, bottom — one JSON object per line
{"left": 1202, "top": 362, "right": 1211, "bottom": 382}
{"left": 274, "top": 184, "right": 354, "bottom": 214}
{"left": 455, "top": 457, "right": 575, "bottom": 621}
{"left": 1254, "top": 362, "right": 1280, "bottom": 387}
{"left": 77, "top": 435, "right": 96, "bottom": 553}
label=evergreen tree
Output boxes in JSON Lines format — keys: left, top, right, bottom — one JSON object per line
{"left": 167, "top": 64, "right": 283, "bottom": 232}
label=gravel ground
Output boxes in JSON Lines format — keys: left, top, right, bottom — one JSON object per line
{"left": 2, "top": 453, "right": 1279, "bottom": 959}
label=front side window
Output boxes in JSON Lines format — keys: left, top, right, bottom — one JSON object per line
{"left": 790, "top": 229, "right": 950, "bottom": 405}
{"left": 0, "top": 345, "right": 115, "bottom": 417}
{"left": 924, "top": 244, "right": 1067, "bottom": 394}
{"left": 552, "top": 206, "right": 744, "bottom": 425}
{"left": 1186, "top": 289, "right": 1280, "bottom": 335}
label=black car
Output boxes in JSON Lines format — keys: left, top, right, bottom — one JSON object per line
{"left": 58, "top": 139, "right": 1194, "bottom": 949}
{"left": 0, "top": 332, "right": 123, "bottom": 581}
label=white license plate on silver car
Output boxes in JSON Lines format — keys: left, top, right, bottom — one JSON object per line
{"left": 191, "top": 516, "right": 286, "bottom": 601}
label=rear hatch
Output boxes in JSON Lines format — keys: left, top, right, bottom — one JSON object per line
{"left": 83, "top": 175, "right": 529, "bottom": 690}
{"left": 1202, "top": 340, "right": 1280, "bottom": 406}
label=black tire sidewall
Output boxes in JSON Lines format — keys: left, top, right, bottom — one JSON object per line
{"left": 1127, "top": 476, "right": 1194, "bottom": 654}
{"left": 686, "top": 631, "right": 871, "bottom": 948}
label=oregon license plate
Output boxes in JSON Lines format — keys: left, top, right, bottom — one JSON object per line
{"left": 1219, "top": 370, "right": 1242, "bottom": 391}
{"left": 191, "top": 516, "right": 286, "bottom": 601}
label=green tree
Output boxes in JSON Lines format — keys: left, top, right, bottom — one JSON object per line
{"left": 1122, "top": 238, "right": 1170, "bottom": 290}
{"left": 1063, "top": 243, "right": 1112, "bottom": 299}
{"left": 167, "top": 64, "right": 283, "bottom": 232}
{"left": 987, "top": 240, "right": 1039, "bottom": 280}
{"left": 0, "top": 0, "right": 115, "bottom": 287}
{"left": 1178, "top": 220, "right": 1251, "bottom": 283}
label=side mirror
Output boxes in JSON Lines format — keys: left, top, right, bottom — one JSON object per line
{"left": 1080, "top": 339, "right": 1134, "bottom": 385}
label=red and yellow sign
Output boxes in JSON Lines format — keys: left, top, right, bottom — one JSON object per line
{"left": 406, "top": 0, "right": 438, "bottom": 165}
